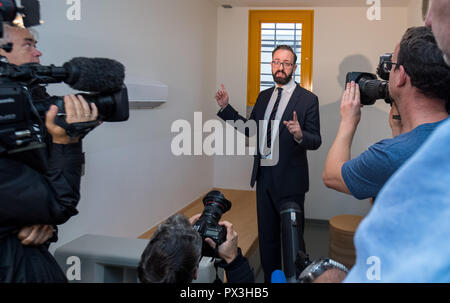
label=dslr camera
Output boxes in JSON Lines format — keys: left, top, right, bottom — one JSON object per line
{"left": 193, "top": 190, "right": 232, "bottom": 257}
{"left": 346, "top": 53, "right": 394, "bottom": 105}
{"left": 0, "top": 0, "right": 129, "bottom": 157}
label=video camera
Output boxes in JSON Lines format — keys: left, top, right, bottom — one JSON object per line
{"left": 346, "top": 53, "right": 394, "bottom": 105}
{"left": 0, "top": 0, "right": 129, "bottom": 155}
{"left": 193, "top": 190, "right": 232, "bottom": 258}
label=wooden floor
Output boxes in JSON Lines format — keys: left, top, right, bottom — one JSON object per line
{"left": 138, "top": 188, "right": 258, "bottom": 258}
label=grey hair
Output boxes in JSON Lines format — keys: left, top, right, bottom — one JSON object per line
{"left": 138, "top": 214, "right": 203, "bottom": 283}
{"left": 0, "top": 23, "right": 39, "bottom": 46}
{"left": 0, "top": 23, "right": 14, "bottom": 46}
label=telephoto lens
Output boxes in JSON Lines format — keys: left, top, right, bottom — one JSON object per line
{"left": 193, "top": 190, "right": 232, "bottom": 257}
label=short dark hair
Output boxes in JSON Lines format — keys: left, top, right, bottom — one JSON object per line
{"left": 397, "top": 26, "right": 450, "bottom": 101}
{"left": 272, "top": 45, "right": 298, "bottom": 64}
{"left": 138, "top": 214, "right": 202, "bottom": 283}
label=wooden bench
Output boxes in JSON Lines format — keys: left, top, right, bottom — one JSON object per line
{"left": 138, "top": 188, "right": 259, "bottom": 259}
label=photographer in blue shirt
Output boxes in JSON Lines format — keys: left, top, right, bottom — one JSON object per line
{"left": 344, "top": 0, "right": 450, "bottom": 283}
{"left": 316, "top": 8, "right": 450, "bottom": 282}
{"left": 322, "top": 26, "right": 449, "bottom": 202}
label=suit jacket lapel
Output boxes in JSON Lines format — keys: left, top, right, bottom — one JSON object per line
{"left": 279, "top": 84, "right": 302, "bottom": 135}
{"left": 256, "top": 87, "right": 275, "bottom": 121}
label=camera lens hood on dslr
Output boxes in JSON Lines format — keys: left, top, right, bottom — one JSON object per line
{"left": 194, "top": 190, "right": 232, "bottom": 257}
{"left": 202, "top": 190, "right": 231, "bottom": 213}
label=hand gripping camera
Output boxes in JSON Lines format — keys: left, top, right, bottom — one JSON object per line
{"left": 346, "top": 53, "right": 394, "bottom": 105}
{"left": 193, "top": 190, "right": 232, "bottom": 258}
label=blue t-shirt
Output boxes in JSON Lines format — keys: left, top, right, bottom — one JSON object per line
{"left": 344, "top": 118, "right": 450, "bottom": 282}
{"left": 341, "top": 120, "right": 447, "bottom": 200}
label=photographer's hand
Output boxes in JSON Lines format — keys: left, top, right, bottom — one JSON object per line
{"left": 340, "top": 81, "right": 362, "bottom": 129}
{"left": 45, "top": 95, "right": 98, "bottom": 144}
{"left": 17, "top": 224, "right": 54, "bottom": 246}
{"left": 205, "top": 221, "right": 238, "bottom": 264}
{"left": 322, "top": 82, "right": 361, "bottom": 194}
{"left": 313, "top": 268, "right": 347, "bottom": 283}
{"left": 188, "top": 213, "right": 201, "bottom": 225}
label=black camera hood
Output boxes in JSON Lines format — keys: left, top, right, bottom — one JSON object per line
{"left": 203, "top": 190, "right": 231, "bottom": 212}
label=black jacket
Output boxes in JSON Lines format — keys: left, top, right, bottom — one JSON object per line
{"left": 0, "top": 142, "right": 84, "bottom": 282}
{"left": 218, "top": 85, "right": 321, "bottom": 195}
{"left": 218, "top": 248, "right": 255, "bottom": 283}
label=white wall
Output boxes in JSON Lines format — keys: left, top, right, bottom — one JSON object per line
{"left": 408, "top": 0, "right": 426, "bottom": 27}
{"left": 214, "top": 4, "right": 409, "bottom": 220}
{"left": 30, "top": 0, "right": 417, "bottom": 253}
{"left": 36, "top": 0, "right": 218, "bottom": 252}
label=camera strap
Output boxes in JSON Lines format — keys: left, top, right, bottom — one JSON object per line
{"left": 213, "top": 259, "right": 223, "bottom": 284}
{"left": 55, "top": 117, "right": 101, "bottom": 140}
{"left": 211, "top": 244, "right": 224, "bottom": 283}
{"left": 214, "top": 244, "right": 220, "bottom": 259}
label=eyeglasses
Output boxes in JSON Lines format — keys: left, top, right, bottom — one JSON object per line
{"left": 271, "top": 61, "right": 294, "bottom": 68}
{"left": 382, "top": 61, "right": 400, "bottom": 73}
{"left": 379, "top": 53, "right": 399, "bottom": 73}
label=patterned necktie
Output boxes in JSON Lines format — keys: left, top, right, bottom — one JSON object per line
{"left": 266, "top": 87, "right": 283, "bottom": 149}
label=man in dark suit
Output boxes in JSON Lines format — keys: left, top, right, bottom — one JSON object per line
{"left": 215, "top": 45, "right": 321, "bottom": 282}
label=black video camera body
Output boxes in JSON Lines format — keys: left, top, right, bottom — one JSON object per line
{"left": 346, "top": 53, "right": 394, "bottom": 105}
{"left": 0, "top": 59, "right": 129, "bottom": 155}
{"left": 193, "top": 190, "right": 232, "bottom": 258}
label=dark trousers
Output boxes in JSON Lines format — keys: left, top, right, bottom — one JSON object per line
{"left": 256, "top": 166, "right": 306, "bottom": 283}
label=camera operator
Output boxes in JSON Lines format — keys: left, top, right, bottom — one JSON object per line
{"left": 0, "top": 24, "right": 55, "bottom": 248}
{"left": 138, "top": 213, "right": 254, "bottom": 283}
{"left": 322, "top": 26, "right": 450, "bottom": 202}
{"left": 0, "top": 23, "right": 99, "bottom": 282}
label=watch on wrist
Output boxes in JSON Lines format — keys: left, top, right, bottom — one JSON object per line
{"left": 298, "top": 257, "right": 349, "bottom": 283}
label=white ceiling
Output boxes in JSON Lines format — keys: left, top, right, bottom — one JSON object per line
{"left": 210, "top": 0, "right": 411, "bottom": 7}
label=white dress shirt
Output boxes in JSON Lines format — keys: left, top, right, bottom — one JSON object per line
{"left": 260, "top": 78, "right": 298, "bottom": 158}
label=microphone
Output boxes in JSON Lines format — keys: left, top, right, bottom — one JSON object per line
{"left": 19, "top": 58, "right": 129, "bottom": 123}
{"left": 12, "top": 58, "right": 125, "bottom": 93}
{"left": 271, "top": 270, "right": 287, "bottom": 283}
{"left": 280, "top": 202, "right": 305, "bottom": 283}
{"left": 63, "top": 57, "right": 125, "bottom": 93}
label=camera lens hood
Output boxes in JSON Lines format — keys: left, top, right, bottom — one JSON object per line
{"left": 203, "top": 190, "right": 232, "bottom": 212}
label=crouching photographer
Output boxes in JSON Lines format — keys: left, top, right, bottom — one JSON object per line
{"left": 138, "top": 191, "right": 254, "bottom": 283}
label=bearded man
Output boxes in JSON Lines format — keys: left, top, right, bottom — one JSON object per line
{"left": 215, "top": 45, "right": 321, "bottom": 282}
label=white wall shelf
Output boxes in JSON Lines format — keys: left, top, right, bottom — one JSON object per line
{"left": 126, "top": 81, "right": 168, "bottom": 109}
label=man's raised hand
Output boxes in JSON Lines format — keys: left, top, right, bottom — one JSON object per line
{"left": 215, "top": 84, "right": 229, "bottom": 109}
{"left": 283, "top": 111, "right": 303, "bottom": 141}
